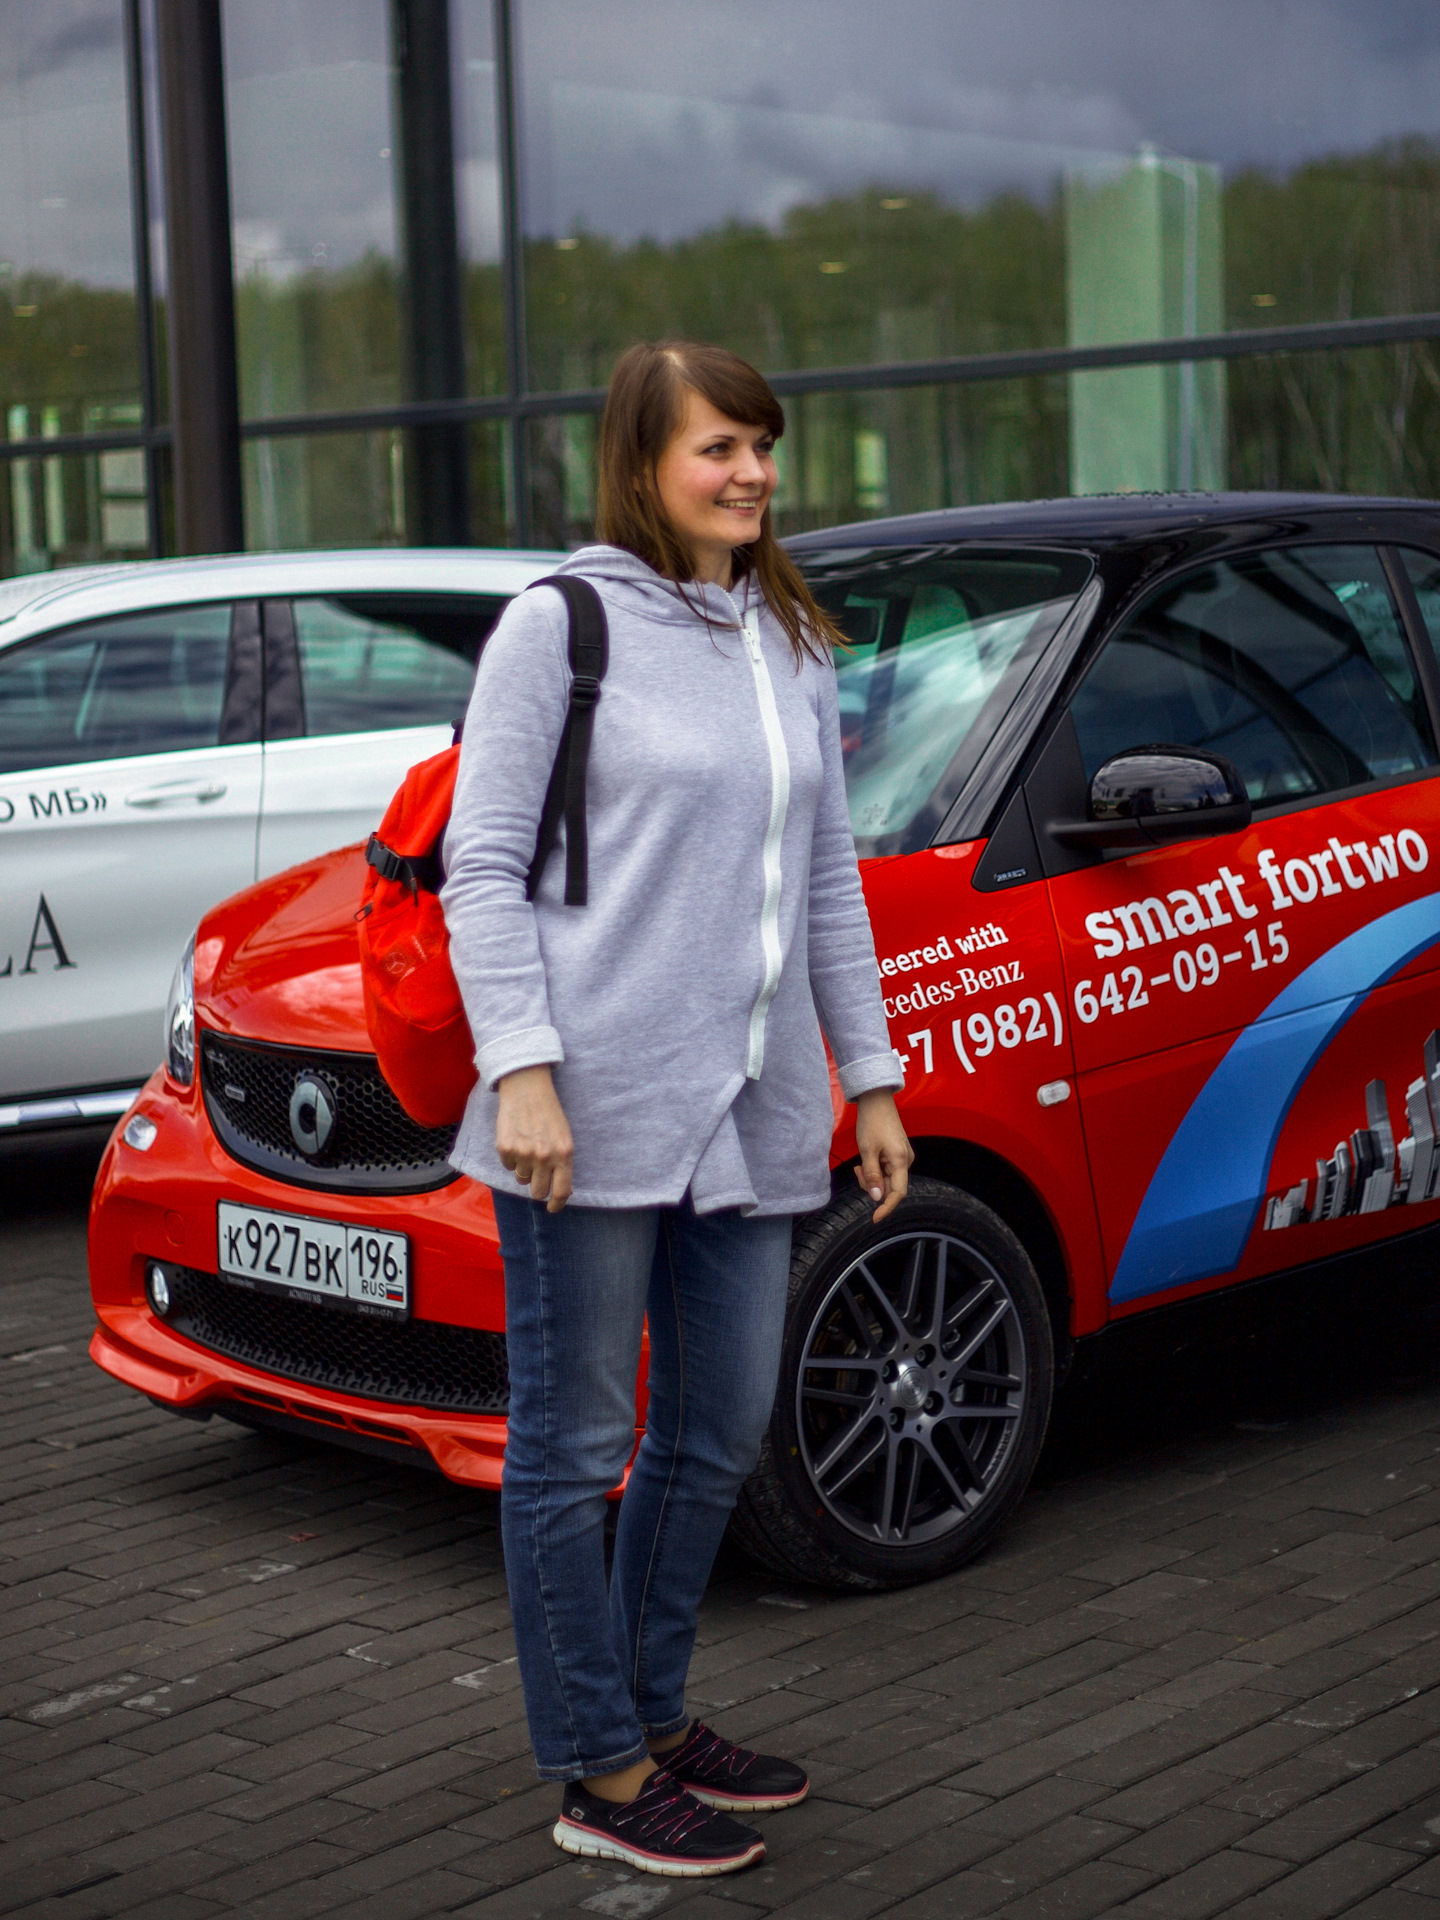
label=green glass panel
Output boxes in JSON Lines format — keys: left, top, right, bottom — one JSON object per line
{"left": 242, "top": 423, "right": 510, "bottom": 552}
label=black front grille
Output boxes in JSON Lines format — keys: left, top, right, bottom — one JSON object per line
{"left": 201, "top": 1032, "right": 458, "bottom": 1194}
{"left": 164, "top": 1266, "right": 509, "bottom": 1413}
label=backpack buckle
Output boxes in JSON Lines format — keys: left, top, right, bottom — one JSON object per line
{"left": 570, "top": 673, "right": 602, "bottom": 709}
{"left": 366, "top": 834, "right": 408, "bottom": 884}
{"left": 368, "top": 833, "right": 444, "bottom": 895}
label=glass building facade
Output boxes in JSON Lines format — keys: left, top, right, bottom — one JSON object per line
{"left": 3, "top": 0, "right": 1440, "bottom": 573}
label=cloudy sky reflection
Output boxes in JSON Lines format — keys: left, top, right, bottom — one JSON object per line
{"left": 3, "top": 0, "right": 1440, "bottom": 286}
{"left": 518, "top": 0, "right": 1440, "bottom": 243}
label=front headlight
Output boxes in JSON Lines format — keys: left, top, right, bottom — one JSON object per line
{"left": 165, "top": 934, "right": 196, "bottom": 1085}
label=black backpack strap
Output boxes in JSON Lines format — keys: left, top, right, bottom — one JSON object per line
{"left": 365, "top": 833, "right": 445, "bottom": 896}
{"left": 524, "top": 576, "right": 609, "bottom": 906}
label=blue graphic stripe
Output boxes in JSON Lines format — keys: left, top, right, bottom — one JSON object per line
{"left": 1108, "top": 890, "right": 1440, "bottom": 1304}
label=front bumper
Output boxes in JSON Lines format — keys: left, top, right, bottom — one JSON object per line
{"left": 88, "top": 1067, "right": 515, "bottom": 1488}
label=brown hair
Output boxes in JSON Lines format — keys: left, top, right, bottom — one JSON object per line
{"left": 595, "top": 339, "right": 844, "bottom": 664}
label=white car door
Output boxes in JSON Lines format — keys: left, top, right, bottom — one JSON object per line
{"left": 0, "top": 600, "right": 263, "bottom": 1104}
{"left": 255, "top": 591, "right": 507, "bottom": 876}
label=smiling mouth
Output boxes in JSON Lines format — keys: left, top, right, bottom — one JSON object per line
{"left": 717, "top": 498, "right": 760, "bottom": 510}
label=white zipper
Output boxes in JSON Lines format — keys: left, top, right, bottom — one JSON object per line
{"left": 740, "top": 605, "right": 790, "bottom": 1078}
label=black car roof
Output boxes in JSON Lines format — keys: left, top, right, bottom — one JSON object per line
{"left": 784, "top": 491, "right": 1440, "bottom": 552}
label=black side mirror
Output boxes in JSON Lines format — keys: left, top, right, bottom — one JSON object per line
{"left": 1052, "top": 745, "right": 1251, "bottom": 849}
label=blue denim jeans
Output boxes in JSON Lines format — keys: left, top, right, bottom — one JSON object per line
{"left": 491, "top": 1191, "right": 794, "bottom": 1781}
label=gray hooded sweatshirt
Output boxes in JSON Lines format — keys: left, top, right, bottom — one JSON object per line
{"left": 441, "top": 544, "right": 903, "bottom": 1214}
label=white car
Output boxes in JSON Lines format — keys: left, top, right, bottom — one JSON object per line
{"left": 0, "top": 548, "right": 562, "bottom": 1133}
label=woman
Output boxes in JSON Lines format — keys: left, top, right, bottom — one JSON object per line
{"left": 441, "top": 340, "right": 912, "bottom": 1877}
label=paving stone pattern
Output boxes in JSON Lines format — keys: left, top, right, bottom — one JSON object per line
{"left": 13, "top": 1149, "right": 1440, "bottom": 1917}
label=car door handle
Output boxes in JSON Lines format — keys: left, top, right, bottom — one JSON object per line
{"left": 124, "top": 780, "right": 228, "bottom": 808}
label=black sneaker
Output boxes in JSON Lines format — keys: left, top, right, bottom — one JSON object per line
{"left": 664, "top": 1719, "right": 810, "bottom": 1812}
{"left": 553, "top": 1766, "right": 765, "bottom": 1876}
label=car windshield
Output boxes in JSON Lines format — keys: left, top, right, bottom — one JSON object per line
{"left": 799, "top": 545, "right": 1094, "bottom": 856}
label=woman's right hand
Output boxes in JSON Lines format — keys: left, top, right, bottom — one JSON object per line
{"left": 496, "top": 1065, "right": 574, "bottom": 1211}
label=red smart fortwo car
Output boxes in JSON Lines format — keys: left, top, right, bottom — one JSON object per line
{"left": 90, "top": 496, "right": 1440, "bottom": 1588}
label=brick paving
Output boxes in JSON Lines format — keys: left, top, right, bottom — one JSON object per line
{"left": 13, "top": 1139, "right": 1440, "bottom": 1916}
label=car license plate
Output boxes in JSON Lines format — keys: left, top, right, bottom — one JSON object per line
{"left": 216, "top": 1202, "right": 409, "bottom": 1317}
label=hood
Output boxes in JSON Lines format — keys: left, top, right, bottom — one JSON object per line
{"left": 196, "top": 844, "right": 370, "bottom": 1050}
{"left": 554, "top": 543, "right": 753, "bottom": 632}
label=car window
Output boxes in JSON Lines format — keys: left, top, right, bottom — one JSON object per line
{"left": 802, "top": 546, "right": 1094, "bottom": 855}
{"left": 292, "top": 594, "right": 503, "bottom": 736}
{"left": 1400, "top": 549, "right": 1440, "bottom": 658}
{"left": 0, "top": 603, "right": 233, "bottom": 775}
{"left": 1070, "top": 545, "right": 1438, "bottom": 804}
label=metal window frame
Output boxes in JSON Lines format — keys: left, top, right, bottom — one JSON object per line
{"left": 5, "top": 3, "right": 1440, "bottom": 559}
{"left": 123, "top": 0, "right": 163, "bottom": 557}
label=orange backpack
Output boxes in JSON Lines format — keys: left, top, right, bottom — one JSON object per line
{"left": 357, "top": 577, "right": 608, "bottom": 1128}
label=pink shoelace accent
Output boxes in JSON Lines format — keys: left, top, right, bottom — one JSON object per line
{"left": 608, "top": 1768, "right": 715, "bottom": 1847}
{"left": 672, "top": 1722, "right": 753, "bottom": 1782}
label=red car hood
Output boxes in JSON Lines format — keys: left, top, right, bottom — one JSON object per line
{"left": 192, "top": 844, "right": 906, "bottom": 1058}
{"left": 197, "top": 843, "right": 371, "bottom": 1050}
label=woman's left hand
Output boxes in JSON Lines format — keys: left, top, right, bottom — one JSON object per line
{"left": 853, "top": 1089, "right": 914, "bottom": 1223}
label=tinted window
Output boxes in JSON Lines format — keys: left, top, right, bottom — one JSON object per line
{"left": 802, "top": 546, "right": 1094, "bottom": 854}
{"left": 293, "top": 594, "right": 504, "bottom": 736}
{"left": 1401, "top": 549, "right": 1440, "bottom": 658}
{"left": 1071, "top": 546, "right": 1437, "bottom": 803}
{"left": 0, "top": 604, "right": 232, "bottom": 775}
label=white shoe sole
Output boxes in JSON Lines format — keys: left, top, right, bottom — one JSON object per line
{"left": 686, "top": 1782, "right": 810, "bottom": 1812}
{"left": 553, "top": 1817, "right": 764, "bottom": 1876}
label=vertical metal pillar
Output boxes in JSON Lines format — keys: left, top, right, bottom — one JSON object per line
{"left": 391, "top": 0, "right": 470, "bottom": 545}
{"left": 154, "top": 0, "right": 244, "bottom": 553}
{"left": 122, "top": 0, "right": 163, "bottom": 556}
{"left": 493, "top": 0, "right": 531, "bottom": 546}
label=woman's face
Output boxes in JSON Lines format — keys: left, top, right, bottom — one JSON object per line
{"left": 652, "top": 389, "right": 779, "bottom": 584}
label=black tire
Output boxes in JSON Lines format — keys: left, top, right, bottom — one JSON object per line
{"left": 730, "top": 1176, "right": 1055, "bottom": 1590}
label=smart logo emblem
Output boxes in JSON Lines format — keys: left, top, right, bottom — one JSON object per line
{"left": 288, "top": 1074, "right": 336, "bottom": 1158}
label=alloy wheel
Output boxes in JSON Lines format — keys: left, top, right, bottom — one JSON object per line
{"left": 795, "top": 1229, "right": 1029, "bottom": 1546}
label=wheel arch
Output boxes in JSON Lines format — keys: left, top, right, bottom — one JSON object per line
{"left": 891, "top": 1135, "right": 1074, "bottom": 1374}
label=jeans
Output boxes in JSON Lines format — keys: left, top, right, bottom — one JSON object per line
{"left": 491, "top": 1190, "right": 794, "bottom": 1781}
